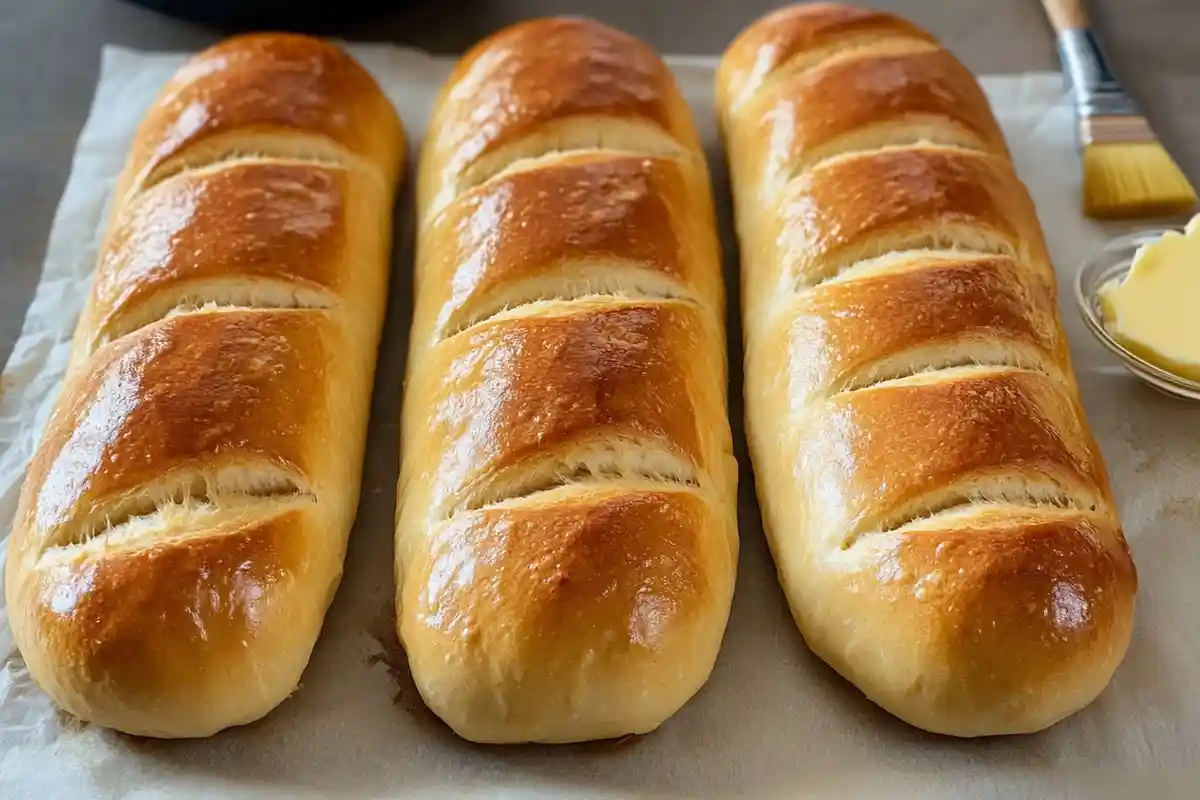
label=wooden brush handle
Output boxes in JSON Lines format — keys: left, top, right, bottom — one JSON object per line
{"left": 1042, "top": 0, "right": 1090, "bottom": 31}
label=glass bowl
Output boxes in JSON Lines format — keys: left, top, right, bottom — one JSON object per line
{"left": 1074, "top": 227, "right": 1200, "bottom": 402}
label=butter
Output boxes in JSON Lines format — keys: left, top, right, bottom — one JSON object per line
{"left": 1098, "top": 215, "right": 1200, "bottom": 382}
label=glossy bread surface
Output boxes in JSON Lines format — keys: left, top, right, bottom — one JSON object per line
{"left": 123, "top": 33, "right": 401, "bottom": 196}
{"left": 5, "top": 33, "right": 405, "bottom": 738}
{"left": 28, "top": 311, "right": 334, "bottom": 549}
{"left": 84, "top": 162, "right": 386, "bottom": 352}
{"left": 401, "top": 484, "right": 730, "bottom": 743}
{"left": 411, "top": 152, "right": 719, "bottom": 344}
{"left": 719, "top": 3, "right": 1136, "bottom": 737}
{"left": 754, "top": 255, "right": 1067, "bottom": 403}
{"left": 417, "top": 17, "right": 701, "bottom": 221}
{"left": 404, "top": 301, "right": 722, "bottom": 521}
{"left": 716, "top": 2, "right": 936, "bottom": 114}
{"left": 763, "top": 146, "right": 1053, "bottom": 299}
{"left": 398, "top": 17, "right": 737, "bottom": 744}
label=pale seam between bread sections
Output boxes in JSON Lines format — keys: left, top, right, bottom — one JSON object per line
{"left": 37, "top": 144, "right": 382, "bottom": 561}
{"left": 422, "top": 117, "right": 698, "bottom": 227}
{"left": 439, "top": 434, "right": 704, "bottom": 523}
{"left": 422, "top": 131, "right": 716, "bottom": 523}
{"left": 127, "top": 137, "right": 383, "bottom": 200}
{"left": 436, "top": 265, "right": 695, "bottom": 343}
{"left": 37, "top": 466, "right": 315, "bottom": 565}
{"left": 738, "top": 39, "right": 1101, "bottom": 549}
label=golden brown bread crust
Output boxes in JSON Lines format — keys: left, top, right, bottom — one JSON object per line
{"left": 716, "top": 3, "right": 936, "bottom": 114}
{"left": 123, "top": 33, "right": 401, "bottom": 196}
{"left": 790, "top": 508, "right": 1135, "bottom": 737}
{"left": 24, "top": 311, "right": 334, "bottom": 548}
{"left": 728, "top": 42, "right": 1011, "bottom": 203}
{"left": 792, "top": 368, "right": 1112, "bottom": 541}
{"left": 718, "top": 3, "right": 1137, "bottom": 736}
{"left": 10, "top": 509, "right": 336, "bottom": 739}
{"left": 5, "top": 34, "right": 404, "bottom": 738}
{"left": 754, "top": 46, "right": 1008, "bottom": 160}
{"left": 82, "top": 162, "right": 387, "bottom": 353}
{"left": 740, "top": 144, "right": 1058, "bottom": 326}
{"left": 753, "top": 255, "right": 1068, "bottom": 403}
{"left": 401, "top": 484, "right": 734, "bottom": 744}
{"left": 417, "top": 17, "right": 702, "bottom": 222}
{"left": 403, "top": 301, "right": 723, "bottom": 521}
{"left": 398, "top": 17, "right": 737, "bottom": 744}
{"left": 773, "top": 146, "right": 1053, "bottom": 287}
{"left": 411, "top": 152, "right": 720, "bottom": 344}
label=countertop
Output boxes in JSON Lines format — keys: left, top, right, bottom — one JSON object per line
{"left": 2, "top": 0, "right": 1199, "bottom": 369}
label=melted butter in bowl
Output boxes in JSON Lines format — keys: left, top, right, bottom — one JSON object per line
{"left": 1075, "top": 223, "right": 1200, "bottom": 402}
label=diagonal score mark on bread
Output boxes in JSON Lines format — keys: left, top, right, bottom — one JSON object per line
{"left": 742, "top": 35, "right": 937, "bottom": 108}
{"left": 753, "top": 252, "right": 1072, "bottom": 408}
{"left": 727, "top": 31, "right": 1014, "bottom": 212}
{"left": 415, "top": 149, "right": 715, "bottom": 346}
{"left": 751, "top": 43, "right": 1004, "bottom": 184}
{"left": 28, "top": 307, "right": 338, "bottom": 569}
{"left": 717, "top": 3, "right": 950, "bottom": 114}
{"left": 119, "top": 34, "right": 404, "bottom": 202}
{"left": 797, "top": 222, "right": 1020, "bottom": 290}
{"left": 129, "top": 143, "right": 359, "bottom": 200}
{"left": 828, "top": 345, "right": 1061, "bottom": 397}
{"left": 88, "top": 281, "right": 336, "bottom": 354}
{"left": 448, "top": 437, "right": 701, "bottom": 519}
{"left": 848, "top": 470, "right": 1102, "bottom": 546}
{"left": 783, "top": 126, "right": 994, "bottom": 186}
{"left": 37, "top": 462, "right": 313, "bottom": 556}
{"left": 406, "top": 297, "right": 722, "bottom": 529}
{"left": 443, "top": 477, "right": 704, "bottom": 517}
{"left": 437, "top": 264, "right": 695, "bottom": 342}
{"left": 416, "top": 15, "right": 708, "bottom": 230}
{"left": 778, "top": 145, "right": 1047, "bottom": 292}
{"left": 430, "top": 123, "right": 696, "bottom": 224}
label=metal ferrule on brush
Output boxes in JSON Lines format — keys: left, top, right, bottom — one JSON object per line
{"left": 1057, "top": 28, "right": 1152, "bottom": 146}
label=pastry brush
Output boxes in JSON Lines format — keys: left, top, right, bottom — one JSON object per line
{"left": 1042, "top": 0, "right": 1197, "bottom": 219}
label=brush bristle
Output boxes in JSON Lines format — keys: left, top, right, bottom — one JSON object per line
{"left": 1083, "top": 141, "right": 1198, "bottom": 220}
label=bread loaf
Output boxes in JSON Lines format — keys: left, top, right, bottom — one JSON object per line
{"left": 396, "top": 17, "right": 739, "bottom": 744}
{"left": 5, "top": 34, "right": 405, "bottom": 738}
{"left": 717, "top": 3, "right": 1137, "bottom": 736}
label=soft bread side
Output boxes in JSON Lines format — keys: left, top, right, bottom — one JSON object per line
{"left": 5, "top": 34, "right": 405, "bottom": 738}
{"left": 397, "top": 18, "right": 738, "bottom": 744}
{"left": 717, "top": 3, "right": 1136, "bottom": 736}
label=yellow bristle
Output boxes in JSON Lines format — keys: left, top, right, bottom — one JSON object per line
{"left": 1083, "top": 141, "right": 1198, "bottom": 220}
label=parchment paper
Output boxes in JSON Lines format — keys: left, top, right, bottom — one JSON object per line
{"left": 1, "top": 44, "right": 1197, "bottom": 799}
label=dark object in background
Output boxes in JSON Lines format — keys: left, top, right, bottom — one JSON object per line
{"left": 121, "top": 0, "right": 416, "bottom": 29}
